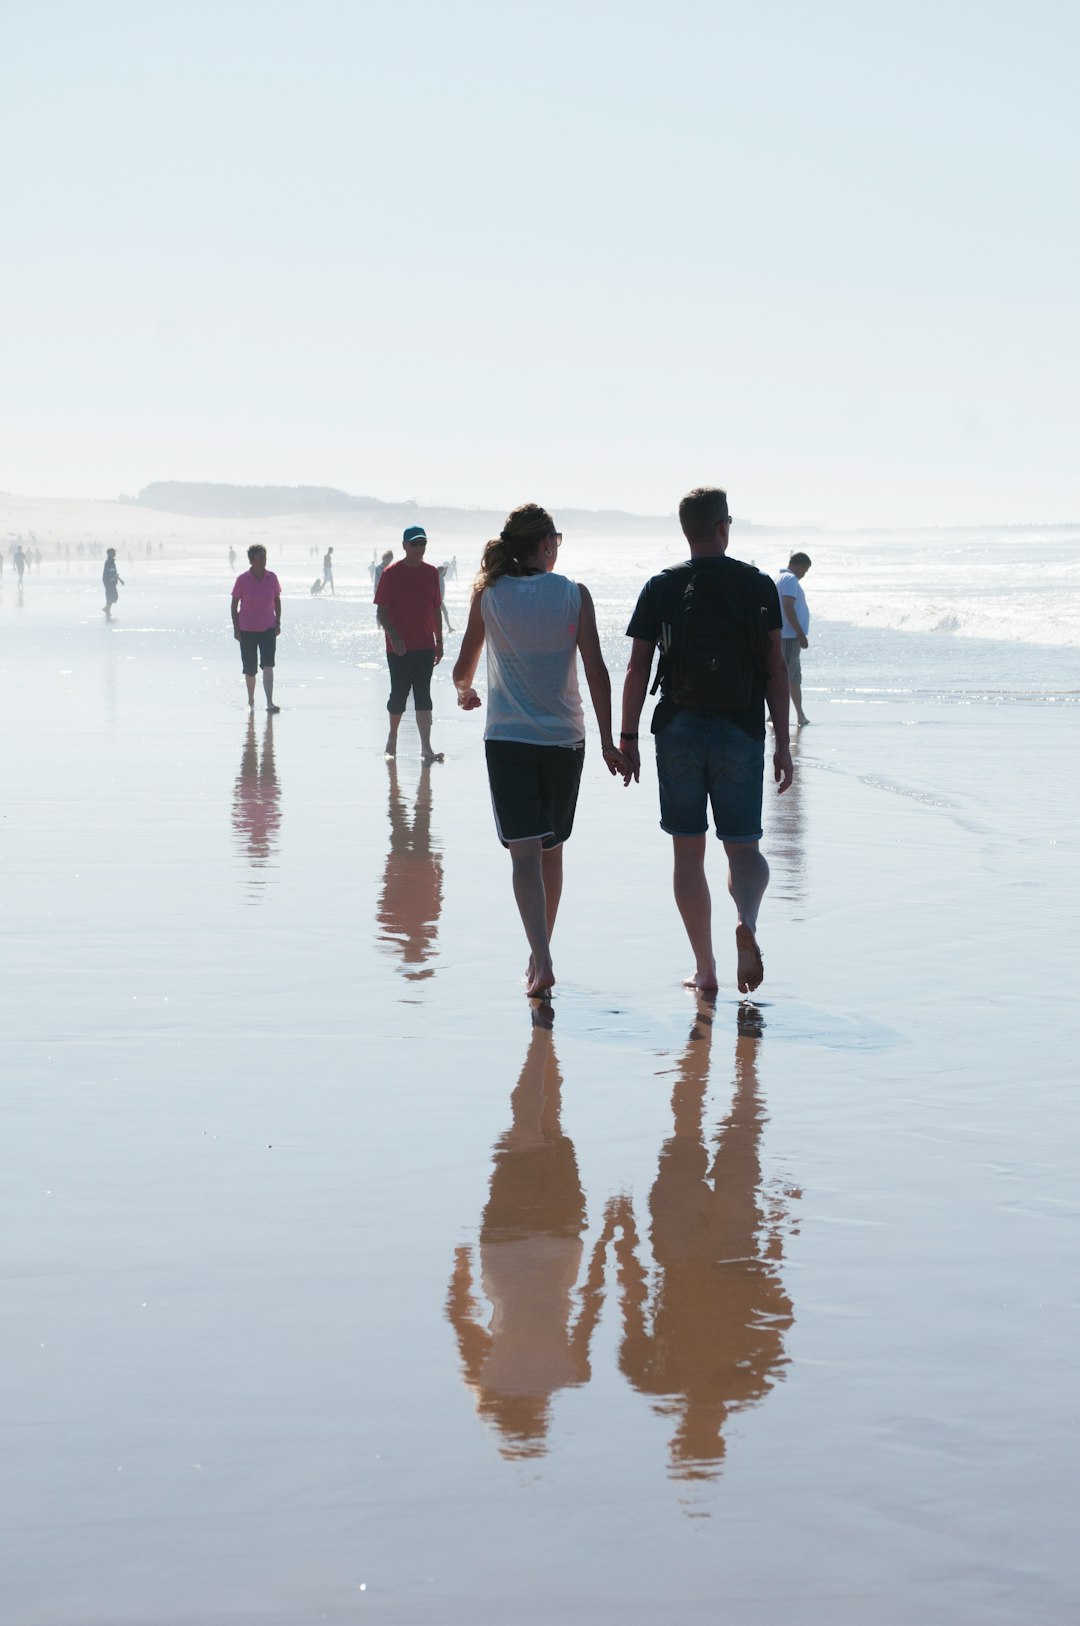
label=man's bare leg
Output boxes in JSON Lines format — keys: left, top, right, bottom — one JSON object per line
{"left": 509, "top": 837, "right": 555, "bottom": 996}
{"left": 416, "top": 709, "right": 444, "bottom": 763}
{"left": 384, "top": 711, "right": 403, "bottom": 758}
{"left": 245, "top": 672, "right": 257, "bottom": 709}
{"left": 724, "top": 839, "right": 770, "bottom": 993}
{"left": 262, "top": 666, "right": 280, "bottom": 714}
{"left": 526, "top": 846, "right": 564, "bottom": 984}
{"left": 790, "top": 678, "right": 809, "bottom": 726}
{"left": 672, "top": 835, "right": 718, "bottom": 992}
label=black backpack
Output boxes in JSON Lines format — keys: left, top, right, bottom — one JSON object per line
{"left": 653, "top": 561, "right": 770, "bottom": 713}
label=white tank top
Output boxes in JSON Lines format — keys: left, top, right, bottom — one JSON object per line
{"left": 482, "top": 573, "right": 585, "bottom": 746}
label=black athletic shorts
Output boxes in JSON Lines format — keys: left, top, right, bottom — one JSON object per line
{"left": 239, "top": 629, "right": 277, "bottom": 675}
{"left": 387, "top": 649, "right": 436, "bottom": 713}
{"left": 485, "top": 738, "right": 586, "bottom": 849}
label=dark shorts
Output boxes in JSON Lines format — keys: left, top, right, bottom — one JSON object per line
{"left": 781, "top": 637, "right": 802, "bottom": 683}
{"left": 387, "top": 649, "right": 436, "bottom": 713}
{"left": 654, "top": 710, "right": 765, "bottom": 842}
{"left": 239, "top": 629, "right": 277, "bottom": 675}
{"left": 485, "top": 738, "right": 585, "bottom": 849}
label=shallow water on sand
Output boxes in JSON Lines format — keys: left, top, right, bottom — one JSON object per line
{"left": 2, "top": 564, "right": 1079, "bottom": 1624}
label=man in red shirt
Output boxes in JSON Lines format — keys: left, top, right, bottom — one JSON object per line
{"left": 231, "top": 544, "right": 282, "bottom": 713}
{"left": 374, "top": 525, "right": 444, "bottom": 761}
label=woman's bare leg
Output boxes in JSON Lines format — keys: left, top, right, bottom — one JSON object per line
{"left": 526, "top": 845, "right": 565, "bottom": 986}
{"left": 509, "top": 838, "right": 555, "bottom": 996}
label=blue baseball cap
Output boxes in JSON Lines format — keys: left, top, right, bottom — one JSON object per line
{"left": 402, "top": 525, "right": 428, "bottom": 545}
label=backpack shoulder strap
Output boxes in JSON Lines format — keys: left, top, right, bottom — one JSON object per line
{"left": 649, "top": 563, "right": 695, "bottom": 694}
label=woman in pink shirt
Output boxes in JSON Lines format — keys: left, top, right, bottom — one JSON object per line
{"left": 230, "top": 545, "right": 282, "bottom": 713}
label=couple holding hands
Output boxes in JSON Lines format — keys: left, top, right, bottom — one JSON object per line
{"left": 451, "top": 489, "right": 794, "bottom": 999}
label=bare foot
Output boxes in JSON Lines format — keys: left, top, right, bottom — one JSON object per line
{"left": 735, "top": 924, "right": 764, "bottom": 993}
{"left": 796, "top": 714, "right": 810, "bottom": 726}
{"left": 267, "top": 704, "right": 281, "bottom": 714}
{"left": 384, "top": 741, "right": 396, "bottom": 759}
{"left": 526, "top": 960, "right": 555, "bottom": 997}
{"left": 421, "top": 750, "right": 445, "bottom": 764}
{"left": 683, "top": 967, "right": 719, "bottom": 992}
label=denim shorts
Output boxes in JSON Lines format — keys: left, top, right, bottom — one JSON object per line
{"left": 654, "top": 710, "right": 765, "bottom": 842}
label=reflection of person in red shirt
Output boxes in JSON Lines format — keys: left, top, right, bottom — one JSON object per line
{"left": 376, "top": 760, "right": 443, "bottom": 980}
{"left": 374, "top": 525, "right": 444, "bottom": 761}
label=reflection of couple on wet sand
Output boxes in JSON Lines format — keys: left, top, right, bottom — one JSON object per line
{"left": 447, "top": 1000, "right": 794, "bottom": 1479}
{"left": 231, "top": 716, "right": 281, "bottom": 879}
{"left": 376, "top": 761, "right": 443, "bottom": 982}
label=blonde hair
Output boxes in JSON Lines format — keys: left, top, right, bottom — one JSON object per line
{"left": 474, "top": 503, "right": 555, "bottom": 593}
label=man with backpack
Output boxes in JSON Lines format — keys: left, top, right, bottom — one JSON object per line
{"left": 619, "top": 487, "right": 794, "bottom": 995}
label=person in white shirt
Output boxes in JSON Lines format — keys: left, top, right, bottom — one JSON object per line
{"left": 775, "top": 553, "right": 812, "bottom": 726}
{"left": 452, "top": 503, "right": 626, "bottom": 997}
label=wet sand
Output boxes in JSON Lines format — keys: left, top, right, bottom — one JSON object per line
{"left": 3, "top": 568, "right": 1079, "bottom": 1624}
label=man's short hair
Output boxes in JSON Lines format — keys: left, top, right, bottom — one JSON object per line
{"left": 247, "top": 544, "right": 267, "bottom": 562}
{"left": 788, "top": 551, "right": 812, "bottom": 569}
{"left": 678, "top": 487, "right": 729, "bottom": 546}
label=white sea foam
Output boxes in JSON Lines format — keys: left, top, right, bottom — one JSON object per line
{"left": 799, "top": 530, "right": 1080, "bottom": 649}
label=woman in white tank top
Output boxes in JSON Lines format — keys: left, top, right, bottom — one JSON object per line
{"left": 452, "top": 504, "right": 627, "bottom": 997}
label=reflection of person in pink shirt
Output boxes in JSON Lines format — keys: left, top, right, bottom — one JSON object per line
{"left": 231, "top": 714, "right": 281, "bottom": 890}
{"left": 231, "top": 545, "right": 282, "bottom": 713}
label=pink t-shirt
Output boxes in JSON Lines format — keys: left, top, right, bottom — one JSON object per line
{"left": 231, "top": 569, "right": 281, "bottom": 632}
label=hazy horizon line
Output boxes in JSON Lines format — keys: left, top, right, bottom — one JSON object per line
{"left": 1, "top": 482, "right": 1078, "bottom": 538}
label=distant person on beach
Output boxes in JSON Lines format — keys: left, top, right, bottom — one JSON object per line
{"left": 14, "top": 544, "right": 27, "bottom": 583}
{"left": 102, "top": 548, "right": 124, "bottom": 618}
{"left": 619, "top": 486, "right": 792, "bottom": 995}
{"left": 228, "top": 546, "right": 236, "bottom": 569}
{"left": 231, "top": 544, "right": 282, "bottom": 714}
{"left": 452, "top": 503, "right": 627, "bottom": 997}
{"left": 374, "top": 526, "right": 444, "bottom": 762}
{"left": 437, "top": 562, "right": 454, "bottom": 631}
{"left": 776, "top": 552, "right": 812, "bottom": 726}
{"left": 373, "top": 549, "right": 394, "bottom": 590}
{"left": 323, "top": 547, "right": 335, "bottom": 595}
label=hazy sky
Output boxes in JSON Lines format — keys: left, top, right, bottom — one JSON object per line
{"left": 3, "top": 0, "right": 1077, "bottom": 525}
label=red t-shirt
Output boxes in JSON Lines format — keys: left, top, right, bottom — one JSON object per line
{"left": 374, "top": 560, "right": 442, "bottom": 653}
